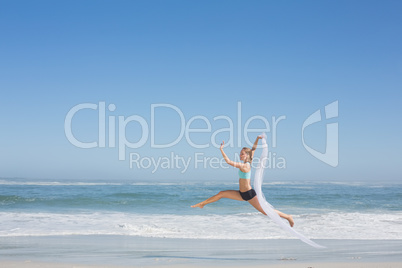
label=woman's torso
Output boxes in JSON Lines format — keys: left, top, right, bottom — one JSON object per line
{"left": 238, "top": 162, "right": 252, "bottom": 192}
{"left": 238, "top": 178, "right": 252, "bottom": 192}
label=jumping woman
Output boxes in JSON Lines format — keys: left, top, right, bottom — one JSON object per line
{"left": 191, "top": 135, "right": 294, "bottom": 227}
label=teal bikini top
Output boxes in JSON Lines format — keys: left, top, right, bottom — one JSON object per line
{"left": 238, "top": 163, "right": 251, "bottom": 179}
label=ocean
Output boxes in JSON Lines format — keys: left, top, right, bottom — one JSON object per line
{"left": 1, "top": 179, "right": 401, "bottom": 240}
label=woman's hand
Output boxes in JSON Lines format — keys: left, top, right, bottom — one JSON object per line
{"left": 220, "top": 141, "right": 225, "bottom": 150}
{"left": 252, "top": 135, "right": 263, "bottom": 153}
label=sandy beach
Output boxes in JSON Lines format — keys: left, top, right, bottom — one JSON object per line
{"left": 1, "top": 236, "right": 401, "bottom": 268}
{"left": 1, "top": 260, "right": 402, "bottom": 268}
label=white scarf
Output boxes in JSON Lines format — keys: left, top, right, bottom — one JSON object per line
{"left": 253, "top": 134, "right": 325, "bottom": 248}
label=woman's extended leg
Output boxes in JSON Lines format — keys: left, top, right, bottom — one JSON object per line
{"left": 191, "top": 190, "right": 243, "bottom": 208}
{"left": 247, "top": 196, "right": 294, "bottom": 227}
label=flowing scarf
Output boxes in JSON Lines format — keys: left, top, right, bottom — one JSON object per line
{"left": 253, "top": 134, "right": 325, "bottom": 248}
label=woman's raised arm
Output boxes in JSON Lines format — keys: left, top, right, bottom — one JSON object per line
{"left": 220, "top": 141, "right": 248, "bottom": 170}
{"left": 250, "top": 135, "right": 263, "bottom": 159}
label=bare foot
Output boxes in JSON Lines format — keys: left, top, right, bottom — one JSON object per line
{"left": 191, "top": 202, "right": 204, "bottom": 208}
{"left": 288, "top": 215, "right": 294, "bottom": 227}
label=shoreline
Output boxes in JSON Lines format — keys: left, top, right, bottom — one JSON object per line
{"left": 1, "top": 260, "right": 402, "bottom": 268}
{"left": 1, "top": 236, "right": 401, "bottom": 267}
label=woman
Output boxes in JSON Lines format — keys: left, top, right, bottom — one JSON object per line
{"left": 191, "top": 135, "right": 294, "bottom": 227}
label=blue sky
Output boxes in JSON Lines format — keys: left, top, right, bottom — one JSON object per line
{"left": 0, "top": 0, "right": 401, "bottom": 183}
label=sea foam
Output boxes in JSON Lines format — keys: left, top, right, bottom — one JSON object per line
{"left": 1, "top": 211, "right": 401, "bottom": 240}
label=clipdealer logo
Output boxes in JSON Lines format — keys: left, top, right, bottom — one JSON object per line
{"left": 64, "top": 101, "right": 339, "bottom": 172}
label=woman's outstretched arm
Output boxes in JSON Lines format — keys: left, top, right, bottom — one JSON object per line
{"left": 250, "top": 135, "right": 263, "bottom": 159}
{"left": 220, "top": 141, "right": 233, "bottom": 165}
{"left": 220, "top": 141, "right": 248, "bottom": 170}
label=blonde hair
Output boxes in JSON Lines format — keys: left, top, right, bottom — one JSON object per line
{"left": 242, "top": 147, "right": 253, "bottom": 163}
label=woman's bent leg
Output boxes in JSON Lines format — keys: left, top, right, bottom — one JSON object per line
{"left": 248, "top": 197, "right": 294, "bottom": 227}
{"left": 191, "top": 190, "right": 243, "bottom": 208}
{"left": 247, "top": 196, "right": 267, "bottom": 215}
